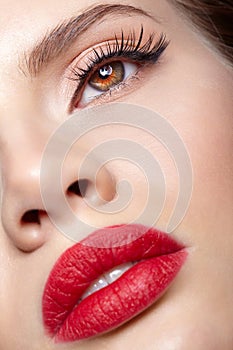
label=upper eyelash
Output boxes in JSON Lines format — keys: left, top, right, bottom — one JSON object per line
{"left": 70, "top": 26, "right": 169, "bottom": 85}
{"left": 68, "top": 26, "right": 169, "bottom": 107}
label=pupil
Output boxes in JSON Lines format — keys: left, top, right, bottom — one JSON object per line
{"left": 89, "top": 61, "right": 124, "bottom": 92}
{"left": 99, "top": 65, "right": 113, "bottom": 80}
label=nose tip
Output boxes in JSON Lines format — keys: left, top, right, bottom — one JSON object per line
{"left": 1, "top": 156, "right": 116, "bottom": 252}
{"left": 10, "top": 209, "right": 48, "bottom": 252}
{"left": 1, "top": 166, "right": 51, "bottom": 252}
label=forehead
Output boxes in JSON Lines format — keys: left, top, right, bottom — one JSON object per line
{"left": 0, "top": 0, "right": 174, "bottom": 77}
{"left": 0, "top": 0, "right": 80, "bottom": 55}
{"left": 0, "top": 0, "right": 171, "bottom": 41}
{"left": 0, "top": 0, "right": 157, "bottom": 32}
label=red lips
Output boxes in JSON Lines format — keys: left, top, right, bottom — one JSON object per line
{"left": 42, "top": 224, "right": 187, "bottom": 342}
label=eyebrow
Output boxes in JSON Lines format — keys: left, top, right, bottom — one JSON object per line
{"left": 21, "top": 4, "right": 154, "bottom": 77}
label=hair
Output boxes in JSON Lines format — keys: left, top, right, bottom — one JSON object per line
{"left": 172, "top": 0, "right": 233, "bottom": 65}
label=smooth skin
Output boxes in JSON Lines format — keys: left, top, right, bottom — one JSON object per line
{"left": 0, "top": 0, "right": 232, "bottom": 349}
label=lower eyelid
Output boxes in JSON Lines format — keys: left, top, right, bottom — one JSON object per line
{"left": 78, "top": 68, "right": 142, "bottom": 109}
{"left": 79, "top": 61, "right": 138, "bottom": 106}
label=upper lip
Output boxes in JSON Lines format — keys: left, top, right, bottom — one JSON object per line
{"left": 42, "top": 224, "right": 187, "bottom": 342}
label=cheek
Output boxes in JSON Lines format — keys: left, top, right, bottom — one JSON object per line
{"left": 153, "top": 322, "right": 230, "bottom": 350}
{"left": 122, "top": 41, "right": 233, "bottom": 245}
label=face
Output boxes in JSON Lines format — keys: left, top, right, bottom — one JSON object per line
{"left": 0, "top": 0, "right": 232, "bottom": 349}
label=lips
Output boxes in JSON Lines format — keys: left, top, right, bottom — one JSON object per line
{"left": 42, "top": 224, "right": 187, "bottom": 343}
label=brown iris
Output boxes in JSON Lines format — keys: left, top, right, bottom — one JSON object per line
{"left": 89, "top": 61, "right": 125, "bottom": 92}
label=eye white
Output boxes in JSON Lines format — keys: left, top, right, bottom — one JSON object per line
{"left": 79, "top": 62, "right": 137, "bottom": 106}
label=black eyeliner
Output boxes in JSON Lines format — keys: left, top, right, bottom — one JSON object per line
{"left": 69, "top": 26, "right": 169, "bottom": 107}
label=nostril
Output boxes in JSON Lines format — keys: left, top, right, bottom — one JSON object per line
{"left": 67, "top": 179, "right": 89, "bottom": 197}
{"left": 21, "top": 210, "right": 41, "bottom": 225}
{"left": 16, "top": 209, "right": 48, "bottom": 252}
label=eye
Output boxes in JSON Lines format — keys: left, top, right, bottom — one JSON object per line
{"left": 80, "top": 61, "right": 138, "bottom": 105}
{"left": 68, "top": 28, "right": 169, "bottom": 110}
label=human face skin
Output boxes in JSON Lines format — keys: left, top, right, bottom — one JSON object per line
{"left": 0, "top": 0, "right": 232, "bottom": 349}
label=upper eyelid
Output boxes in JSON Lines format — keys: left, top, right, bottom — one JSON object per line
{"left": 20, "top": 4, "right": 159, "bottom": 77}
{"left": 69, "top": 29, "right": 169, "bottom": 85}
{"left": 67, "top": 31, "right": 169, "bottom": 110}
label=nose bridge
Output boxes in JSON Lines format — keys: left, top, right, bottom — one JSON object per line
{"left": 0, "top": 114, "right": 47, "bottom": 191}
{"left": 0, "top": 84, "right": 68, "bottom": 244}
{"left": 0, "top": 109, "right": 51, "bottom": 251}
{"left": 0, "top": 23, "right": 50, "bottom": 168}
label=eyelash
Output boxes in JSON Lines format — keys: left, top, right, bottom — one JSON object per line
{"left": 69, "top": 26, "right": 169, "bottom": 108}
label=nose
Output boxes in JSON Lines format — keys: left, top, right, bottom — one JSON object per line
{"left": 0, "top": 120, "right": 116, "bottom": 252}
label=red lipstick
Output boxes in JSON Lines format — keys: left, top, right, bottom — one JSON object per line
{"left": 42, "top": 224, "right": 187, "bottom": 343}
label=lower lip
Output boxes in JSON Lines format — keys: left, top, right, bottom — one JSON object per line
{"left": 43, "top": 225, "right": 187, "bottom": 343}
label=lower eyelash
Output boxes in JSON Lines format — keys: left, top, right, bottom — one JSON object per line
{"left": 84, "top": 71, "right": 141, "bottom": 106}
